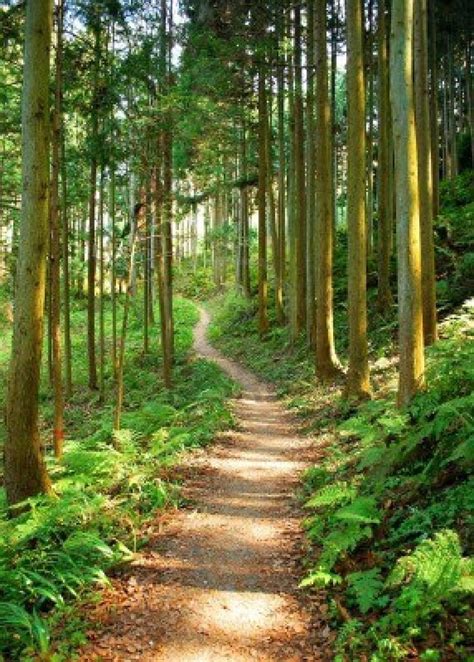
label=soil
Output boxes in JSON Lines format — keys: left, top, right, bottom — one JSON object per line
{"left": 78, "top": 308, "right": 332, "bottom": 661}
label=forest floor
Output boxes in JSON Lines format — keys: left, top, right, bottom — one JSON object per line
{"left": 77, "top": 307, "right": 332, "bottom": 661}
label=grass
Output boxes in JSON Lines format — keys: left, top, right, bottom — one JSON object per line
{"left": 0, "top": 292, "right": 237, "bottom": 661}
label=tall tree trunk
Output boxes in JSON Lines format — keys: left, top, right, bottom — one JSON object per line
{"left": 414, "top": 0, "right": 437, "bottom": 345}
{"left": 314, "top": 0, "right": 340, "bottom": 380}
{"left": 428, "top": 0, "right": 440, "bottom": 217}
{"left": 346, "top": 0, "right": 370, "bottom": 398}
{"left": 294, "top": 4, "right": 306, "bottom": 336}
{"left": 110, "top": 167, "right": 117, "bottom": 376}
{"left": 50, "top": 0, "right": 65, "bottom": 456}
{"left": 61, "top": 119, "right": 72, "bottom": 396}
{"left": 266, "top": 82, "right": 284, "bottom": 324}
{"left": 239, "top": 122, "right": 251, "bottom": 296}
{"left": 447, "top": 36, "right": 458, "bottom": 178}
{"left": 306, "top": 0, "right": 316, "bottom": 344}
{"left": 98, "top": 165, "right": 106, "bottom": 398}
{"left": 377, "top": 0, "right": 394, "bottom": 314}
{"left": 114, "top": 208, "right": 140, "bottom": 432}
{"left": 366, "top": 0, "right": 375, "bottom": 259}
{"left": 390, "top": 0, "right": 425, "bottom": 407}
{"left": 258, "top": 67, "right": 269, "bottom": 336}
{"left": 276, "top": 20, "right": 286, "bottom": 320}
{"left": 87, "top": 24, "right": 100, "bottom": 390}
{"left": 5, "top": 0, "right": 53, "bottom": 506}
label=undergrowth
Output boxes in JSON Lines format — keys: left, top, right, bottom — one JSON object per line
{"left": 301, "top": 302, "right": 474, "bottom": 660}
{"left": 0, "top": 296, "right": 236, "bottom": 661}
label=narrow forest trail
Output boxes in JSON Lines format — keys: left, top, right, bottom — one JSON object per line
{"left": 79, "top": 308, "right": 331, "bottom": 661}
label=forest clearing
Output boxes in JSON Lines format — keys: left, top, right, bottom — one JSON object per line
{"left": 0, "top": 0, "right": 473, "bottom": 660}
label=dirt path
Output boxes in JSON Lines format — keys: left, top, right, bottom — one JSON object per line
{"left": 79, "top": 308, "right": 331, "bottom": 661}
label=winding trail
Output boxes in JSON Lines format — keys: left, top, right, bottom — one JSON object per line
{"left": 79, "top": 308, "right": 331, "bottom": 661}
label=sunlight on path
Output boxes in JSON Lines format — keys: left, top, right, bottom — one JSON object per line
{"left": 79, "top": 308, "right": 330, "bottom": 661}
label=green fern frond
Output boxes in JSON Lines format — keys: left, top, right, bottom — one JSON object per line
{"left": 347, "top": 568, "right": 386, "bottom": 614}
{"left": 334, "top": 496, "right": 381, "bottom": 525}
{"left": 305, "top": 481, "right": 357, "bottom": 510}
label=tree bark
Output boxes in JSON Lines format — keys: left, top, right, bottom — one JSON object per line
{"left": 314, "top": 0, "right": 340, "bottom": 380}
{"left": 87, "top": 22, "right": 100, "bottom": 390}
{"left": 50, "top": 0, "right": 65, "bottom": 456}
{"left": 377, "top": 0, "right": 394, "bottom": 314}
{"left": 345, "top": 0, "right": 370, "bottom": 398}
{"left": 293, "top": 5, "right": 306, "bottom": 336}
{"left": 390, "top": 0, "right": 425, "bottom": 407}
{"left": 258, "top": 67, "right": 269, "bottom": 336}
{"left": 414, "top": 0, "right": 437, "bottom": 345}
{"left": 5, "top": 0, "right": 53, "bottom": 506}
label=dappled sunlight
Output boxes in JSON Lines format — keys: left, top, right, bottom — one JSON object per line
{"left": 78, "top": 309, "right": 322, "bottom": 661}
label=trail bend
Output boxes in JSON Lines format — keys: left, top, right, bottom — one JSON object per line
{"left": 79, "top": 307, "right": 330, "bottom": 661}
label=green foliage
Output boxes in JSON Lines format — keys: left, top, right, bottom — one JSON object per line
{"left": 302, "top": 306, "right": 474, "bottom": 659}
{"left": 347, "top": 568, "right": 386, "bottom": 614}
{"left": 0, "top": 297, "right": 236, "bottom": 659}
{"left": 387, "top": 530, "right": 474, "bottom": 621}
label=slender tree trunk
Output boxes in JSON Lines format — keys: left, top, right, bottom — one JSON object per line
{"left": 346, "top": 0, "right": 370, "bottom": 398}
{"left": 315, "top": 0, "right": 340, "bottom": 379}
{"left": 428, "top": 0, "right": 440, "bottom": 216}
{"left": 414, "top": 0, "right": 437, "bottom": 345}
{"left": 306, "top": 0, "right": 316, "bottom": 344}
{"left": 61, "top": 121, "right": 72, "bottom": 396}
{"left": 110, "top": 168, "right": 117, "bottom": 376}
{"left": 98, "top": 165, "right": 105, "bottom": 398}
{"left": 390, "top": 0, "right": 425, "bottom": 406}
{"left": 5, "top": 0, "right": 53, "bottom": 506}
{"left": 294, "top": 5, "right": 306, "bottom": 336}
{"left": 447, "top": 36, "right": 458, "bottom": 178}
{"left": 266, "top": 82, "right": 284, "bottom": 324}
{"left": 258, "top": 67, "right": 269, "bottom": 336}
{"left": 276, "top": 23, "right": 286, "bottom": 320}
{"left": 366, "top": 0, "right": 375, "bottom": 260}
{"left": 239, "top": 123, "right": 250, "bottom": 296}
{"left": 87, "top": 24, "right": 100, "bottom": 390}
{"left": 50, "top": 0, "right": 65, "bottom": 456}
{"left": 377, "top": 0, "right": 394, "bottom": 314}
{"left": 114, "top": 209, "right": 140, "bottom": 432}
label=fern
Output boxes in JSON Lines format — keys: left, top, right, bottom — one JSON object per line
{"left": 305, "top": 481, "right": 357, "bottom": 510}
{"left": 334, "top": 496, "right": 381, "bottom": 525}
{"left": 299, "top": 568, "right": 342, "bottom": 588}
{"left": 347, "top": 568, "right": 387, "bottom": 614}
{"left": 387, "top": 530, "right": 474, "bottom": 621}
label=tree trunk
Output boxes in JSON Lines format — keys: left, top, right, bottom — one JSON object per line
{"left": 50, "top": 0, "right": 65, "bottom": 456}
{"left": 258, "top": 67, "right": 269, "bottom": 336}
{"left": 376, "top": 0, "right": 394, "bottom": 314}
{"left": 276, "top": 20, "right": 286, "bottom": 320}
{"left": 345, "top": 0, "right": 370, "bottom": 398}
{"left": 5, "top": 0, "right": 53, "bottom": 506}
{"left": 314, "top": 0, "right": 340, "bottom": 380}
{"left": 428, "top": 0, "right": 440, "bottom": 217}
{"left": 390, "top": 0, "right": 425, "bottom": 407}
{"left": 114, "top": 208, "right": 140, "bottom": 432}
{"left": 414, "top": 0, "right": 437, "bottom": 346}
{"left": 294, "top": 5, "right": 306, "bottom": 336}
{"left": 87, "top": 24, "right": 100, "bottom": 390}
{"left": 306, "top": 0, "right": 316, "bottom": 344}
